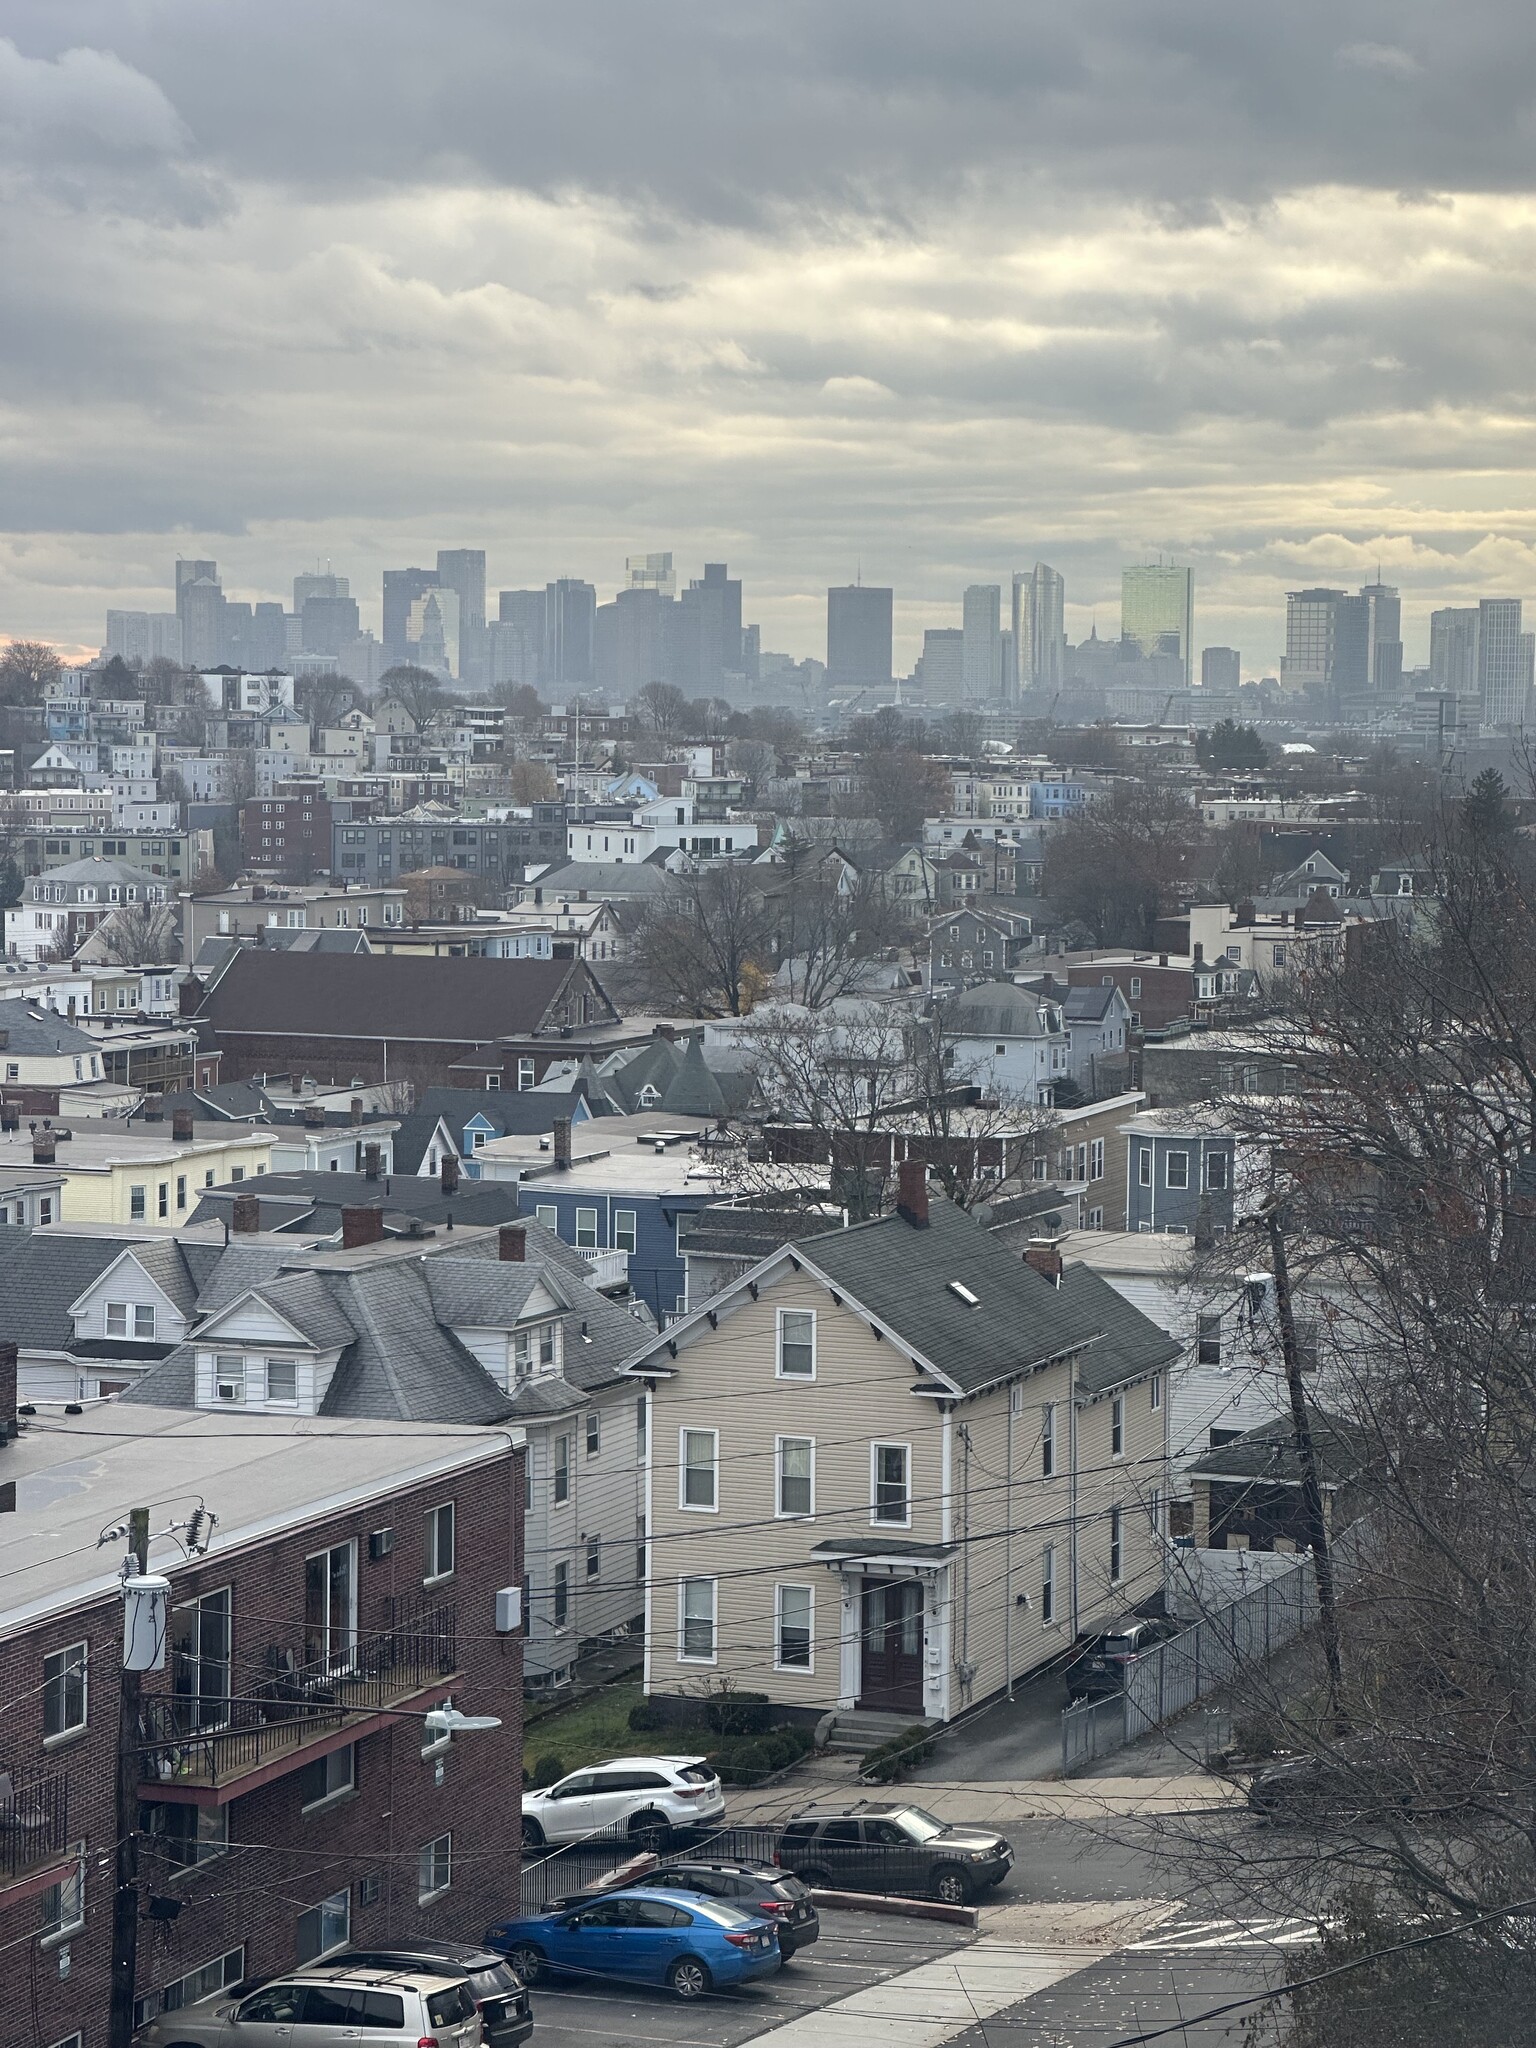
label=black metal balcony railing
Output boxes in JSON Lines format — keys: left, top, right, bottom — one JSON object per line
{"left": 0, "top": 1761, "right": 69, "bottom": 1886}
{"left": 139, "top": 1601, "right": 457, "bottom": 1791}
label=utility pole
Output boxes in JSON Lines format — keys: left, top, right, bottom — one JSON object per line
{"left": 109, "top": 1507, "right": 149, "bottom": 2048}
{"left": 1262, "top": 1198, "right": 1344, "bottom": 1714}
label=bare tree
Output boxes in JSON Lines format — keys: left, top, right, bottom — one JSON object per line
{"left": 95, "top": 900, "right": 180, "bottom": 966}
{"left": 507, "top": 759, "right": 558, "bottom": 804}
{"left": 299, "top": 671, "right": 364, "bottom": 732}
{"left": 766, "top": 851, "right": 904, "bottom": 1006}
{"left": 852, "top": 748, "right": 952, "bottom": 844}
{"left": 622, "top": 863, "right": 774, "bottom": 1016}
{"left": 636, "top": 681, "right": 689, "bottom": 740}
{"left": 1042, "top": 771, "right": 1206, "bottom": 945}
{"left": 0, "top": 640, "right": 62, "bottom": 704}
{"left": 377, "top": 664, "right": 448, "bottom": 726}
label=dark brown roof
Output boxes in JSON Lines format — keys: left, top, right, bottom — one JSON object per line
{"left": 193, "top": 947, "right": 604, "bottom": 1045}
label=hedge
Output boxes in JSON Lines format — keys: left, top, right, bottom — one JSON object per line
{"left": 860, "top": 1725, "right": 935, "bottom": 1784}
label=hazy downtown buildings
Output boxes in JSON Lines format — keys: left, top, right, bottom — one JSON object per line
{"left": 826, "top": 584, "right": 894, "bottom": 690}
{"left": 1360, "top": 581, "right": 1403, "bottom": 695}
{"left": 105, "top": 610, "right": 183, "bottom": 664}
{"left": 962, "top": 583, "right": 1003, "bottom": 699}
{"left": 626, "top": 552, "right": 676, "bottom": 597}
{"left": 175, "top": 558, "right": 224, "bottom": 669}
{"left": 1012, "top": 563, "right": 1066, "bottom": 695}
{"left": 1477, "top": 598, "right": 1531, "bottom": 726}
{"left": 679, "top": 562, "right": 743, "bottom": 696}
{"left": 596, "top": 585, "right": 678, "bottom": 696}
{"left": 1281, "top": 587, "right": 1346, "bottom": 694}
{"left": 1201, "top": 646, "right": 1241, "bottom": 691}
{"left": 1122, "top": 562, "right": 1194, "bottom": 684}
{"left": 437, "top": 549, "right": 488, "bottom": 683}
{"left": 545, "top": 577, "right": 598, "bottom": 689}
{"left": 382, "top": 566, "right": 435, "bottom": 663}
{"left": 1430, "top": 606, "right": 1481, "bottom": 699}
{"left": 492, "top": 589, "right": 547, "bottom": 688}
{"left": 917, "top": 627, "right": 964, "bottom": 702}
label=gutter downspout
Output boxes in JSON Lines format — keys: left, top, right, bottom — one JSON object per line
{"left": 1069, "top": 1388, "right": 1081, "bottom": 1641}
{"left": 1005, "top": 1389, "right": 1015, "bottom": 1699}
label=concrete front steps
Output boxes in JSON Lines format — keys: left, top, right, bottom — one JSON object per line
{"left": 825, "top": 1710, "right": 938, "bottom": 1754}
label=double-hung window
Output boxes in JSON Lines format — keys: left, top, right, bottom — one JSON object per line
{"left": 1090, "top": 1138, "right": 1105, "bottom": 1181}
{"left": 1041, "top": 1404, "right": 1056, "bottom": 1479}
{"left": 43, "top": 1642, "right": 87, "bottom": 1741}
{"left": 553, "top": 1434, "right": 571, "bottom": 1505}
{"left": 418, "top": 1832, "right": 452, "bottom": 1904}
{"left": 585, "top": 1411, "right": 600, "bottom": 1458}
{"left": 1197, "top": 1313, "right": 1222, "bottom": 1366}
{"left": 215, "top": 1354, "right": 245, "bottom": 1404}
{"left": 679, "top": 1578, "right": 717, "bottom": 1661}
{"left": 552, "top": 1560, "right": 570, "bottom": 1628}
{"left": 1111, "top": 1396, "right": 1125, "bottom": 1457}
{"left": 574, "top": 1206, "right": 599, "bottom": 1250}
{"left": 871, "top": 1443, "right": 910, "bottom": 1526}
{"left": 1041, "top": 1544, "right": 1057, "bottom": 1624}
{"left": 424, "top": 1502, "right": 455, "bottom": 1583}
{"left": 39, "top": 1845, "right": 85, "bottom": 1944}
{"left": 1109, "top": 1506, "right": 1123, "bottom": 1583}
{"left": 1137, "top": 1149, "right": 1152, "bottom": 1188}
{"left": 1205, "top": 1150, "right": 1230, "bottom": 1192}
{"left": 1165, "top": 1150, "right": 1189, "bottom": 1190}
{"left": 107, "top": 1302, "right": 156, "bottom": 1340}
{"left": 776, "top": 1584, "right": 813, "bottom": 1670}
{"left": 681, "top": 1428, "right": 718, "bottom": 1511}
{"left": 613, "top": 1209, "right": 637, "bottom": 1255}
{"left": 777, "top": 1309, "right": 815, "bottom": 1378}
{"left": 777, "top": 1436, "right": 814, "bottom": 1518}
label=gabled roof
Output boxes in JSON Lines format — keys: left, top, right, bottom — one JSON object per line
{"left": 1063, "top": 984, "right": 1125, "bottom": 1024}
{"left": 943, "top": 982, "right": 1060, "bottom": 1040}
{"left": 1066, "top": 1267, "right": 1181, "bottom": 1398}
{"left": 414, "top": 1087, "right": 596, "bottom": 1139}
{"left": 1186, "top": 1408, "right": 1364, "bottom": 1489}
{"left": 0, "top": 999, "right": 100, "bottom": 1059}
{"left": 0, "top": 1229, "right": 142, "bottom": 1351}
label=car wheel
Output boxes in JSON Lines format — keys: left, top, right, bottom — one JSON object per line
{"left": 507, "top": 1943, "right": 546, "bottom": 1985}
{"left": 933, "top": 1865, "right": 972, "bottom": 1906}
{"left": 668, "top": 1955, "right": 712, "bottom": 2000}
{"left": 797, "top": 1866, "right": 832, "bottom": 1891}
{"left": 629, "top": 1808, "right": 671, "bottom": 1849}
{"left": 521, "top": 1816, "right": 545, "bottom": 1849}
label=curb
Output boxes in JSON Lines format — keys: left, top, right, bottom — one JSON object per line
{"left": 809, "top": 1888, "right": 979, "bottom": 1930}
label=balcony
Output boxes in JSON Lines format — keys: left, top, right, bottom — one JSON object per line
{"left": 139, "top": 1601, "right": 458, "bottom": 1806}
{"left": 0, "top": 1762, "right": 71, "bottom": 1901}
{"left": 581, "top": 1246, "right": 630, "bottom": 1290}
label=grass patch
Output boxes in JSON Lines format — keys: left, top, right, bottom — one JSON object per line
{"left": 524, "top": 1681, "right": 645, "bottom": 1774}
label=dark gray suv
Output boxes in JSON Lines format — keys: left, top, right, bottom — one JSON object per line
{"left": 776, "top": 1802, "right": 1012, "bottom": 1905}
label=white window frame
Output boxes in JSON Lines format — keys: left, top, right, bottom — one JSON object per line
{"left": 1111, "top": 1395, "right": 1125, "bottom": 1456}
{"left": 1041, "top": 1403, "right": 1056, "bottom": 1479}
{"left": 870, "top": 1441, "right": 911, "bottom": 1528}
{"left": 43, "top": 1641, "right": 88, "bottom": 1743}
{"left": 1165, "top": 1150, "right": 1189, "bottom": 1190}
{"left": 1089, "top": 1138, "right": 1105, "bottom": 1181}
{"left": 1109, "top": 1506, "right": 1123, "bottom": 1584}
{"left": 1150, "top": 1372, "right": 1163, "bottom": 1411}
{"left": 214, "top": 1353, "right": 245, "bottom": 1404}
{"left": 295, "top": 1886, "right": 351, "bottom": 1963}
{"left": 535, "top": 1202, "right": 558, "bottom": 1231}
{"left": 613, "top": 1208, "right": 637, "bottom": 1255}
{"left": 552, "top": 1558, "right": 570, "bottom": 1630}
{"left": 265, "top": 1356, "right": 299, "bottom": 1406}
{"left": 678, "top": 1577, "right": 718, "bottom": 1663}
{"left": 1137, "top": 1148, "right": 1152, "bottom": 1188}
{"left": 775, "top": 1435, "right": 815, "bottom": 1519}
{"left": 775, "top": 1583, "right": 814, "bottom": 1672}
{"left": 1205, "top": 1149, "right": 1230, "bottom": 1192}
{"left": 680, "top": 1427, "right": 719, "bottom": 1513}
{"left": 552, "top": 1432, "right": 571, "bottom": 1506}
{"left": 776, "top": 1306, "right": 817, "bottom": 1378}
{"left": 418, "top": 1832, "right": 452, "bottom": 1904}
{"left": 1041, "top": 1543, "right": 1057, "bottom": 1625}
{"left": 585, "top": 1410, "right": 601, "bottom": 1458}
{"left": 39, "top": 1842, "right": 85, "bottom": 1946}
{"left": 574, "top": 1205, "right": 599, "bottom": 1250}
{"left": 424, "top": 1501, "right": 455, "bottom": 1584}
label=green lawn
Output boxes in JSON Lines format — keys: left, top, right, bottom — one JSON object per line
{"left": 523, "top": 1681, "right": 646, "bottom": 1775}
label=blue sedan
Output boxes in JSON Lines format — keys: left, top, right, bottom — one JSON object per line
{"left": 486, "top": 1886, "right": 782, "bottom": 2001}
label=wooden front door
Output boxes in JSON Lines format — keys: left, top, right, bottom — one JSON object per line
{"left": 858, "top": 1579, "right": 925, "bottom": 1712}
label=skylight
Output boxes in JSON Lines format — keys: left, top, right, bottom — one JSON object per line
{"left": 948, "top": 1281, "right": 980, "bottom": 1306}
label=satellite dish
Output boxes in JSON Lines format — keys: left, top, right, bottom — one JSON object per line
{"left": 424, "top": 1707, "right": 501, "bottom": 1735}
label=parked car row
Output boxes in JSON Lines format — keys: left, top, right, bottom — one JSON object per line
{"left": 520, "top": 1753, "right": 727, "bottom": 1847}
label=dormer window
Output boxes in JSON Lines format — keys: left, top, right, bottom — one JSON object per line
{"left": 215, "top": 1354, "right": 245, "bottom": 1402}
{"left": 513, "top": 1320, "right": 558, "bottom": 1381}
{"left": 107, "top": 1302, "right": 155, "bottom": 1341}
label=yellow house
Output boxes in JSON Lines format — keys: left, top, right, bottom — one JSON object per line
{"left": 0, "top": 1124, "right": 276, "bottom": 1226}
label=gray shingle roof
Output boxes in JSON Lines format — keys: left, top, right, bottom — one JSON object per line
{"left": 0, "top": 1230, "right": 137, "bottom": 1350}
{"left": 943, "top": 982, "right": 1058, "bottom": 1040}
{"left": 1065, "top": 1267, "right": 1181, "bottom": 1398}
{"left": 0, "top": 999, "right": 100, "bottom": 1059}
{"left": 1186, "top": 1408, "right": 1364, "bottom": 1489}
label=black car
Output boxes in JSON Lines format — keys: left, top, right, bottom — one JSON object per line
{"left": 776, "top": 1802, "right": 1013, "bottom": 1906}
{"left": 1246, "top": 1738, "right": 1423, "bottom": 1825}
{"left": 1066, "top": 1614, "right": 1179, "bottom": 1701}
{"left": 650, "top": 1860, "right": 820, "bottom": 1956}
{"left": 325, "top": 1939, "right": 532, "bottom": 2047}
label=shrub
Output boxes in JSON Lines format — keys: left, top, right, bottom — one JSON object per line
{"left": 704, "top": 1688, "right": 772, "bottom": 1738}
{"left": 627, "top": 1697, "right": 668, "bottom": 1735}
{"left": 860, "top": 1725, "right": 934, "bottom": 1784}
{"left": 529, "top": 1753, "right": 566, "bottom": 1789}
{"left": 760, "top": 1730, "right": 798, "bottom": 1770}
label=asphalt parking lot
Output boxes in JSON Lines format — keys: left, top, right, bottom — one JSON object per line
{"left": 519, "top": 1904, "right": 976, "bottom": 2048}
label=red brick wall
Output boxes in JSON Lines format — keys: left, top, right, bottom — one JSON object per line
{"left": 0, "top": 1441, "right": 524, "bottom": 2044}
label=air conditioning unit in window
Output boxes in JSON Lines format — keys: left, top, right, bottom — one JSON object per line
{"left": 367, "top": 1527, "right": 394, "bottom": 1561}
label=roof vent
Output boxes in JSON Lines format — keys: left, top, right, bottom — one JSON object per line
{"left": 947, "top": 1280, "right": 980, "bottom": 1307}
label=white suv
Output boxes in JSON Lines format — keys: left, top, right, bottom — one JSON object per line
{"left": 134, "top": 1966, "right": 482, "bottom": 2046}
{"left": 521, "top": 1755, "right": 725, "bottom": 1847}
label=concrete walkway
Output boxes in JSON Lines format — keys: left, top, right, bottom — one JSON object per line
{"left": 727, "top": 1756, "right": 1241, "bottom": 1829}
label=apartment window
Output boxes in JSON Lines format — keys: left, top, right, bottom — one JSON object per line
{"left": 1137, "top": 1149, "right": 1151, "bottom": 1188}
{"left": 161, "top": 1802, "right": 228, "bottom": 1871}
{"left": 1109, "top": 1506, "right": 1123, "bottom": 1583}
{"left": 636, "top": 1393, "right": 648, "bottom": 1461}
{"left": 130, "top": 1183, "right": 147, "bottom": 1221}
{"left": 266, "top": 1357, "right": 298, "bottom": 1405}
{"left": 1165, "top": 1150, "right": 1189, "bottom": 1190}
{"left": 777, "top": 1436, "right": 814, "bottom": 1518}
{"left": 39, "top": 1845, "right": 85, "bottom": 1943}
{"left": 518, "top": 1058, "right": 536, "bottom": 1089}
{"left": 553, "top": 1433, "right": 571, "bottom": 1505}
{"left": 295, "top": 1887, "right": 351, "bottom": 1963}
{"left": 304, "top": 1541, "right": 357, "bottom": 1673}
{"left": 1150, "top": 1373, "right": 1163, "bottom": 1411}
{"left": 299, "top": 1742, "right": 355, "bottom": 1812}
{"left": 1042, "top": 1544, "right": 1056, "bottom": 1624}
{"left": 424, "top": 1502, "right": 455, "bottom": 1583}
{"left": 43, "top": 1642, "right": 87, "bottom": 1741}
{"left": 158, "top": 1181, "right": 169, "bottom": 1219}
{"left": 552, "top": 1560, "right": 570, "bottom": 1628}
{"left": 1088, "top": 1206, "right": 1104, "bottom": 1228}
{"left": 777, "top": 1308, "right": 815, "bottom": 1378}
{"left": 106, "top": 1302, "right": 156, "bottom": 1340}
{"left": 575, "top": 1207, "right": 599, "bottom": 1250}
{"left": 205, "top": 1170, "right": 215, "bottom": 1187}
{"left": 176, "top": 1174, "right": 187, "bottom": 1210}
{"left": 418, "top": 1832, "right": 452, "bottom": 1904}
{"left": 776, "top": 1584, "right": 813, "bottom": 1670}
{"left": 1111, "top": 1395, "right": 1125, "bottom": 1456}
{"left": 1090, "top": 1138, "right": 1105, "bottom": 1181}
{"left": 230, "top": 1167, "right": 245, "bottom": 1182}
{"left": 1295, "top": 1318, "right": 1322, "bottom": 1374}
{"left": 679, "top": 1577, "right": 717, "bottom": 1662}
{"left": 585, "top": 1534, "right": 600, "bottom": 1579}
{"left": 513, "top": 1321, "right": 556, "bottom": 1380}
{"left": 535, "top": 1203, "right": 558, "bottom": 1231}
{"left": 871, "top": 1442, "right": 910, "bottom": 1525}
{"left": 1205, "top": 1150, "right": 1230, "bottom": 1192}
{"left": 1041, "top": 1404, "right": 1056, "bottom": 1479}
{"left": 585, "top": 1411, "right": 600, "bottom": 1458}
{"left": 1272, "top": 944, "right": 1287, "bottom": 968}
{"left": 681, "top": 1427, "right": 718, "bottom": 1511}
{"left": 1129, "top": 976, "right": 1142, "bottom": 999}
{"left": 215, "top": 1354, "right": 245, "bottom": 1403}
{"left": 635, "top": 1515, "right": 647, "bottom": 1582}
{"left": 171, "top": 1589, "right": 231, "bottom": 1732}
{"left": 613, "top": 1208, "right": 637, "bottom": 1255}
{"left": 1197, "top": 1312, "right": 1222, "bottom": 1366}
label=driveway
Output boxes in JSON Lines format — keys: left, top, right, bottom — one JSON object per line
{"left": 908, "top": 1666, "right": 1071, "bottom": 1784}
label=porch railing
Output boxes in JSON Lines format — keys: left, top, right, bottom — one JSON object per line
{"left": 0, "top": 1761, "right": 69, "bottom": 1886}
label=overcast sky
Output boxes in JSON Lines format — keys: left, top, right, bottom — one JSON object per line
{"left": 5, "top": 0, "right": 1536, "bottom": 673}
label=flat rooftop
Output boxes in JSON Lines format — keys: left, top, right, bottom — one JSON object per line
{"left": 0, "top": 1405, "right": 521, "bottom": 1635}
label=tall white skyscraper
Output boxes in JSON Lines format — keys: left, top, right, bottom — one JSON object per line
{"left": 1478, "top": 598, "right": 1528, "bottom": 726}
{"left": 1122, "top": 562, "right": 1193, "bottom": 685}
{"left": 962, "top": 584, "right": 1002, "bottom": 699}
{"left": 1011, "top": 564, "right": 1066, "bottom": 695}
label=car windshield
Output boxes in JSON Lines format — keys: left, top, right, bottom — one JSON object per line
{"left": 691, "top": 1898, "right": 756, "bottom": 1927}
{"left": 890, "top": 1807, "right": 946, "bottom": 1841}
{"left": 1100, "top": 1634, "right": 1139, "bottom": 1656}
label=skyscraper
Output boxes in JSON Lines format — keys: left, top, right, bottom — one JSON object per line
{"left": 434, "top": 551, "right": 487, "bottom": 684}
{"left": 407, "top": 588, "right": 460, "bottom": 677}
{"left": 493, "top": 589, "right": 547, "bottom": 690}
{"left": 1360, "top": 581, "right": 1402, "bottom": 693}
{"left": 1122, "top": 563, "right": 1193, "bottom": 685}
{"left": 826, "top": 585, "right": 893, "bottom": 690}
{"left": 1011, "top": 564, "right": 1066, "bottom": 694}
{"left": 596, "top": 587, "right": 679, "bottom": 697}
{"left": 962, "top": 585, "right": 1002, "bottom": 700}
{"left": 106, "top": 612, "right": 183, "bottom": 665}
{"left": 917, "top": 629, "right": 964, "bottom": 703}
{"left": 626, "top": 552, "right": 675, "bottom": 597}
{"left": 176, "top": 564, "right": 226, "bottom": 670}
{"left": 382, "top": 568, "right": 435, "bottom": 665}
{"left": 679, "top": 563, "right": 743, "bottom": 695}
{"left": 1201, "top": 646, "right": 1241, "bottom": 692}
{"left": 1478, "top": 598, "right": 1527, "bottom": 725}
{"left": 1281, "top": 589, "right": 1347, "bottom": 694}
{"left": 1429, "top": 607, "right": 1480, "bottom": 697}
{"left": 300, "top": 594, "right": 360, "bottom": 657}
{"left": 545, "top": 579, "right": 597, "bottom": 690}
{"left": 294, "top": 571, "right": 349, "bottom": 612}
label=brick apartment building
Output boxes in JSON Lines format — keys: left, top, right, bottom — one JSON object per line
{"left": 0, "top": 1375, "right": 524, "bottom": 2044}
{"left": 241, "top": 792, "right": 334, "bottom": 881}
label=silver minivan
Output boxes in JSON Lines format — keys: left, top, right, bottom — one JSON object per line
{"left": 134, "top": 1965, "right": 483, "bottom": 2048}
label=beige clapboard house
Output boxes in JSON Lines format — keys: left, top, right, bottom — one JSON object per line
{"left": 625, "top": 1165, "right": 1178, "bottom": 1725}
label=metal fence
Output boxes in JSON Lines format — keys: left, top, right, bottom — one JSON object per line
{"left": 0, "top": 1760, "right": 70, "bottom": 1883}
{"left": 1061, "top": 1554, "right": 1317, "bottom": 1775}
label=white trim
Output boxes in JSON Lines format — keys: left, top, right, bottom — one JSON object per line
{"left": 775, "top": 1305, "right": 817, "bottom": 1380}
{"left": 870, "top": 1440, "right": 913, "bottom": 1529}
{"left": 774, "top": 1582, "right": 814, "bottom": 1673}
{"left": 417, "top": 1830, "right": 453, "bottom": 1905}
{"left": 774, "top": 1434, "right": 815, "bottom": 1519}
{"left": 192, "top": 1288, "right": 315, "bottom": 1348}
{"left": 677, "top": 1575, "right": 717, "bottom": 1663}
{"left": 679, "top": 1426, "right": 719, "bottom": 1514}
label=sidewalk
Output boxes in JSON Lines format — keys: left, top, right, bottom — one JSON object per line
{"left": 727, "top": 1758, "right": 1240, "bottom": 1827}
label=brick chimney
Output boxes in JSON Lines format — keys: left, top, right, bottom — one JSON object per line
{"left": 440, "top": 1155, "right": 460, "bottom": 1195}
{"left": 304, "top": 1101, "right": 327, "bottom": 1128}
{"left": 552, "top": 1117, "right": 572, "bottom": 1169}
{"left": 0, "top": 1341, "right": 16, "bottom": 1444}
{"left": 172, "top": 1106, "right": 194, "bottom": 1142}
{"left": 1193, "top": 943, "right": 1204, "bottom": 964}
{"left": 1024, "top": 1238, "right": 1063, "bottom": 1287}
{"left": 1158, "top": 952, "right": 1169, "bottom": 968}
{"left": 363, "top": 1142, "right": 381, "bottom": 1180}
{"left": 341, "top": 1205, "right": 385, "bottom": 1249}
{"left": 350, "top": 1096, "right": 364, "bottom": 1126}
{"left": 143, "top": 1092, "right": 164, "bottom": 1122}
{"left": 895, "top": 1159, "right": 929, "bottom": 1229}
{"left": 652, "top": 1024, "right": 676, "bottom": 1042}
{"left": 31, "top": 1128, "right": 55, "bottom": 1166}
{"left": 231, "top": 1192, "right": 261, "bottom": 1234}
{"left": 499, "top": 1223, "right": 526, "bottom": 1263}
